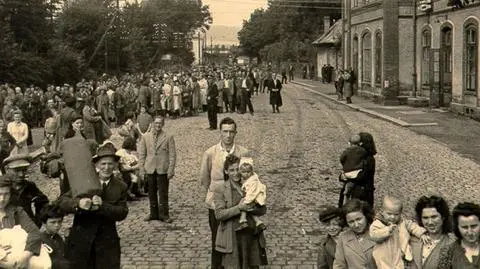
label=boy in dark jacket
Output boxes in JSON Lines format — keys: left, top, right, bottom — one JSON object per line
{"left": 39, "top": 204, "right": 71, "bottom": 269}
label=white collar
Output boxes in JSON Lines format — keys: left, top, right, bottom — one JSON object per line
{"left": 218, "top": 142, "right": 235, "bottom": 154}
{"left": 100, "top": 179, "right": 110, "bottom": 186}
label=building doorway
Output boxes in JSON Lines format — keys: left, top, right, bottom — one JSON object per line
{"left": 439, "top": 26, "right": 453, "bottom": 107}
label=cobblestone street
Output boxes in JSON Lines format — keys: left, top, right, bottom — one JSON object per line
{"left": 29, "top": 82, "right": 480, "bottom": 268}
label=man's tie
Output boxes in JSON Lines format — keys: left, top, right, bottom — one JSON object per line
{"left": 153, "top": 132, "right": 158, "bottom": 149}
{"left": 102, "top": 182, "right": 108, "bottom": 196}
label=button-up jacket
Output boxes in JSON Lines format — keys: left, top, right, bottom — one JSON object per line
{"left": 138, "top": 130, "right": 176, "bottom": 176}
{"left": 333, "top": 229, "right": 377, "bottom": 269}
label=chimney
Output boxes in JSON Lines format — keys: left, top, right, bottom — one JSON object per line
{"left": 323, "top": 16, "right": 331, "bottom": 34}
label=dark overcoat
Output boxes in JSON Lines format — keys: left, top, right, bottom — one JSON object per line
{"left": 269, "top": 79, "right": 283, "bottom": 106}
{"left": 58, "top": 175, "right": 128, "bottom": 269}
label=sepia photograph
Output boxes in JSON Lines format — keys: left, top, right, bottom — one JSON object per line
{"left": 0, "top": 0, "right": 479, "bottom": 268}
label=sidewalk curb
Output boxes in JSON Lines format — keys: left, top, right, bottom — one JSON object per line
{"left": 292, "top": 81, "right": 413, "bottom": 127}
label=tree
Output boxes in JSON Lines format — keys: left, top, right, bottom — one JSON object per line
{"left": 140, "top": 0, "right": 212, "bottom": 67}
{"left": 238, "top": 1, "right": 341, "bottom": 64}
{"left": 57, "top": 0, "right": 116, "bottom": 71}
{"left": 0, "top": 0, "right": 212, "bottom": 85}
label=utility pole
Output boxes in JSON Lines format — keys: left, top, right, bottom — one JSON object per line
{"left": 412, "top": 0, "right": 418, "bottom": 97}
{"left": 105, "top": 37, "right": 108, "bottom": 74}
{"left": 198, "top": 32, "right": 202, "bottom": 65}
{"left": 116, "top": 0, "right": 121, "bottom": 74}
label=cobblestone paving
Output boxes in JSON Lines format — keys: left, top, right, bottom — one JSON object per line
{"left": 29, "top": 83, "right": 480, "bottom": 268}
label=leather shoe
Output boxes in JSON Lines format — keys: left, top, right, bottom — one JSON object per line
{"left": 144, "top": 216, "right": 159, "bottom": 221}
{"left": 127, "top": 193, "right": 138, "bottom": 201}
{"left": 160, "top": 217, "right": 173, "bottom": 223}
{"left": 133, "top": 191, "right": 148, "bottom": 198}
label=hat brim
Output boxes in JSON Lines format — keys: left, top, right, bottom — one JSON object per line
{"left": 5, "top": 160, "right": 31, "bottom": 169}
{"left": 319, "top": 213, "right": 340, "bottom": 222}
{"left": 92, "top": 154, "right": 120, "bottom": 163}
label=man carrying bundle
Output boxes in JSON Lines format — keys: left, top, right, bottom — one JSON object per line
{"left": 58, "top": 142, "right": 128, "bottom": 269}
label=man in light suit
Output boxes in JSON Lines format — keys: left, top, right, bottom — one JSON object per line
{"left": 200, "top": 117, "right": 250, "bottom": 269}
{"left": 139, "top": 115, "right": 176, "bottom": 222}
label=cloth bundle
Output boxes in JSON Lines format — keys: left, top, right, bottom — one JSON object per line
{"left": 0, "top": 225, "right": 51, "bottom": 269}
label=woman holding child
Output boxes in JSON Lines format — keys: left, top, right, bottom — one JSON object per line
{"left": 339, "top": 132, "right": 377, "bottom": 208}
{"left": 212, "top": 155, "right": 268, "bottom": 268}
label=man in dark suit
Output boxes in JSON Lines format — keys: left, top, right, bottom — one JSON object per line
{"left": 139, "top": 115, "right": 176, "bottom": 222}
{"left": 206, "top": 76, "right": 219, "bottom": 130}
{"left": 58, "top": 143, "right": 128, "bottom": 269}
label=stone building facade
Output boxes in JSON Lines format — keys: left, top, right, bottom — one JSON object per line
{"left": 343, "top": 0, "right": 480, "bottom": 110}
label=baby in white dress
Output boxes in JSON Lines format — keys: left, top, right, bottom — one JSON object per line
{"left": 237, "top": 157, "right": 267, "bottom": 232}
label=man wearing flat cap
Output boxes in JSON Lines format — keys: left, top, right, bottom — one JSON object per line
{"left": 3, "top": 154, "right": 49, "bottom": 227}
{"left": 58, "top": 143, "right": 128, "bottom": 269}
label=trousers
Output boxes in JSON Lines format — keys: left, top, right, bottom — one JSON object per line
{"left": 207, "top": 103, "right": 218, "bottom": 129}
{"left": 209, "top": 209, "right": 224, "bottom": 269}
{"left": 146, "top": 172, "right": 169, "bottom": 219}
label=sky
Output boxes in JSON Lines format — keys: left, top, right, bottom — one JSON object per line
{"left": 202, "top": 0, "right": 269, "bottom": 27}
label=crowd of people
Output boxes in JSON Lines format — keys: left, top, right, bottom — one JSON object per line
{"left": 0, "top": 63, "right": 286, "bottom": 268}
{"left": 0, "top": 63, "right": 477, "bottom": 269}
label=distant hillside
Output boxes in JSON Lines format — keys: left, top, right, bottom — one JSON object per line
{"left": 206, "top": 25, "right": 241, "bottom": 46}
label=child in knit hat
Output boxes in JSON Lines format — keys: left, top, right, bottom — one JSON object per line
{"left": 237, "top": 157, "right": 267, "bottom": 232}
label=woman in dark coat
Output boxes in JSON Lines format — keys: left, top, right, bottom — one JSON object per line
{"left": 357, "top": 132, "right": 377, "bottom": 207}
{"left": 269, "top": 73, "right": 283, "bottom": 113}
{"left": 213, "top": 155, "right": 268, "bottom": 269}
{"left": 339, "top": 132, "right": 377, "bottom": 207}
{"left": 343, "top": 69, "right": 356, "bottom": 104}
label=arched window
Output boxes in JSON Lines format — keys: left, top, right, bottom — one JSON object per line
{"left": 362, "top": 32, "right": 372, "bottom": 82}
{"left": 464, "top": 22, "right": 478, "bottom": 93}
{"left": 374, "top": 32, "right": 382, "bottom": 83}
{"left": 421, "top": 29, "right": 431, "bottom": 86}
{"left": 353, "top": 36, "right": 359, "bottom": 77}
